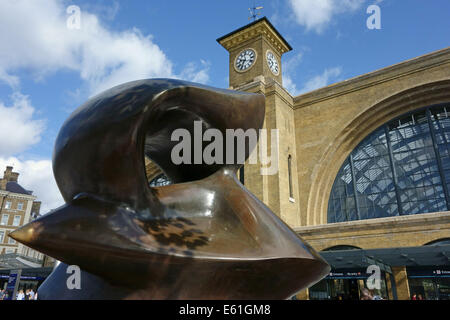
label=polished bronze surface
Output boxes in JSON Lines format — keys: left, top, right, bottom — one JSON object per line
{"left": 11, "top": 79, "right": 329, "bottom": 299}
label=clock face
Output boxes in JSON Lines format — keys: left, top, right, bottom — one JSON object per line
{"left": 266, "top": 51, "right": 279, "bottom": 75}
{"left": 235, "top": 49, "right": 256, "bottom": 72}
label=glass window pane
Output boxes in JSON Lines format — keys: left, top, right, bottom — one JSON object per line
{"left": 328, "top": 105, "right": 450, "bottom": 223}
{"left": 12, "top": 215, "right": 21, "bottom": 226}
{"left": 1, "top": 214, "right": 8, "bottom": 225}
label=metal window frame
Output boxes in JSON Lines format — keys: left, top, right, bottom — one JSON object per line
{"left": 328, "top": 103, "right": 450, "bottom": 223}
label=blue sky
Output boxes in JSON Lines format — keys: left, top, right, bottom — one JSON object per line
{"left": 0, "top": 0, "right": 449, "bottom": 213}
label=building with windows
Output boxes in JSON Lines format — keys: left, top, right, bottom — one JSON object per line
{"left": 145, "top": 17, "right": 450, "bottom": 300}
{"left": 0, "top": 166, "right": 42, "bottom": 258}
{"left": 0, "top": 166, "right": 55, "bottom": 293}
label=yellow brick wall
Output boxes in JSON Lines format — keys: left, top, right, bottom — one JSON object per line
{"left": 295, "top": 211, "right": 450, "bottom": 251}
{"left": 293, "top": 49, "right": 450, "bottom": 227}
{"left": 392, "top": 266, "right": 411, "bottom": 300}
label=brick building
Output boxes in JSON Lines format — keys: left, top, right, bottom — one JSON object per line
{"left": 0, "top": 166, "right": 43, "bottom": 259}
{"left": 0, "top": 166, "right": 55, "bottom": 292}
{"left": 147, "top": 18, "right": 450, "bottom": 300}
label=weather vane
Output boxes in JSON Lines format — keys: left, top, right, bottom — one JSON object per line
{"left": 249, "top": 1, "right": 263, "bottom": 21}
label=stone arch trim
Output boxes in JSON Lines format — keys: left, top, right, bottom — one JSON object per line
{"left": 321, "top": 245, "right": 362, "bottom": 251}
{"left": 423, "top": 238, "right": 450, "bottom": 246}
{"left": 307, "top": 79, "right": 450, "bottom": 226}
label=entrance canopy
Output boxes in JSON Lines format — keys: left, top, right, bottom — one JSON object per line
{"left": 320, "top": 244, "right": 450, "bottom": 271}
{"left": 0, "top": 253, "right": 43, "bottom": 270}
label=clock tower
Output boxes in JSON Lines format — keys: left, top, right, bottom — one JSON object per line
{"left": 217, "top": 17, "right": 292, "bottom": 89}
{"left": 216, "top": 17, "right": 301, "bottom": 228}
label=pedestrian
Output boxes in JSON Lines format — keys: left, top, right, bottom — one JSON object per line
{"left": 28, "top": 289, "right": 35, "bottom": 300}
{"left": 16, "top": 289, "right": 25, "bottom": 300}
{"left": 360, "top": 288, "right": 373, "bottom": 300}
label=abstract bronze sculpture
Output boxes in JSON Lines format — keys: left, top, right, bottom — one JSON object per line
{"left": 11, "top": 79, "right": 330, "bottom": 299}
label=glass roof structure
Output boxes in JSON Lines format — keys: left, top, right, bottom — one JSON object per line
{"left": 149, "top": 174, "right": 172, "bottom": 187}
{"left": 328, "top": 104, "right": 450, "bottom": 223}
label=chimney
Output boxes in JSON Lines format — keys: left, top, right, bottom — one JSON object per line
{"left": 3, "top": 166, "right": 19, "bottom": 182}
{"left": 3, "top": 166, "right": 13, "bottom": 180}
{"left": 9, "top": 172, "right": 19, "bottom": 182}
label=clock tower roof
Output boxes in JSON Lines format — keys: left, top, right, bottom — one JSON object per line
{"left": 217, "top": 17, "right": 292, "bottom": 55}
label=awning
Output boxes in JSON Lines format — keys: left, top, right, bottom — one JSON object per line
{"left": 0, "top": 253, "right": 43, "bottom": 270}
{"left": 320, "top": 244, "right": 450, "bottom": 272}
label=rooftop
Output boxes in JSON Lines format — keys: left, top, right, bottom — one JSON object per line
{"left": 217, "top": 17, "right": 292, "bottom": 54}
{"left": 0, "top": 166, "right": 34, "bottom": 196}
{"left": 5, "top": 181, "right": 33, "bottom": 195}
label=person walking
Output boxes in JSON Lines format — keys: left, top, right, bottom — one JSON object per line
{"left": 360, "top": 288, "right": 373, "bottom": 300}
{"left": 28, "top": 289, "right": 35, "bottom": 300}
{"left": 16, "top": 289, "right": 25, "bottom": 300}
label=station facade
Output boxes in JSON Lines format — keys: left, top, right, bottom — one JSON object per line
{"left": 146, "top": 18, "right": 450, "bottom": 300}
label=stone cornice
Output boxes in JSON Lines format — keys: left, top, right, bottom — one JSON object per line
{"left": 294, "top": 211, "right": 450, "bottom": 236}
{"left": 0, "top": 190, "right": 36, "bottom": 201}
{"left": 232, "top": 77, "right": 294, "bottom": 108}
{"left": 293, "top": 47, "right": 450, "bottom": 109}
{"left": 264, "top": 79, "right": 294, "bottom": 107}
{"left": 217, "top": 17, "right": 292, "bottom": 55}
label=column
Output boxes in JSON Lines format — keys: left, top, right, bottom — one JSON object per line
{"left": 392, "top": 266, "right": 410, "bottom": 300}
{"left": 296, "top": 289, "right": 309, "bottom": 300}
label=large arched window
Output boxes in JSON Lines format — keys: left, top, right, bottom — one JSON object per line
{"left": 328, "top": 104, "right": 450, "bottom": 223}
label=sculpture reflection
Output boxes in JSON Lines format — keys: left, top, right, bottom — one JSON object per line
{"left": 11, "top": 79, "right": 330, "bottom": 299}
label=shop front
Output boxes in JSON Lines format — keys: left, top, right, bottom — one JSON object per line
{"left": 408, "top": 267, "right": 450, "bottom": 300}
{"left": 309, "top": 269, "right": 390, "bottom": 300}
{"left": 0, "top": 267, "right": 52, "bottom": 299}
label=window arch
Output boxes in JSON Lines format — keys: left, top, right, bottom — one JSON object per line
{"left": 328, "top": 104, "right": 450, "bottom": 223}
{"left": 322, "top": 245, "right": 362, "bottom": 251}
{"left": 424, "top": 238, "right": 450, "bottom": 246}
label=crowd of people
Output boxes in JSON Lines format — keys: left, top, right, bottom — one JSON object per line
{"left": 0, "top": 288, "right": 37, "bottom": 300}
{"left": 360, "top": 288, "right": 384, "bottom": 300}
{"left": 16, "top": 289, "right": 37, "bottom": 300}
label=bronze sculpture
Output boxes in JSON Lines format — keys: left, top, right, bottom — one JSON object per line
{"left": 11, "top": 79, "right": 330, "bottom": 299}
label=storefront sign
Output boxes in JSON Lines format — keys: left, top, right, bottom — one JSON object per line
{"left": 0, "top": 274, "right": 44, "bottom": 280}
{"left": 408, "top": 268, "right": 450, "bottom": 278}
{"left": 5, "top": 269, "right": 21, "bottom": 300}
{"left": 326, "top": 270, "right": 371, "bottom": 279}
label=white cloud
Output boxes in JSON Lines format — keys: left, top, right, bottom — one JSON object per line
{"left": 178, "top": 60, "right": 211, "bottom": 84}
{"left": 288, "top": 0, "right": 365, "bottom": 33}
{"left": 0, "top": 0, "right": 209, "bottom": 95}
{"left": 0, "top": 157, "right": 63, "bottom": 214}
{"left": 282, "top": 53, "right": 303, "bottom": 96}
{"left": 0, "top": 69, "right": 20, "bottom": 88}
{"left": 0, "top": 93, "right": 45, "bottom": 156}
{"left": 0, "top": 0, "right": 211, "bottom": 216}
{"left": 299, "top": 67, "right": 342, "bottom": 94}
{"left": 283, "top": 75, "right": 300, "bottom": 96}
